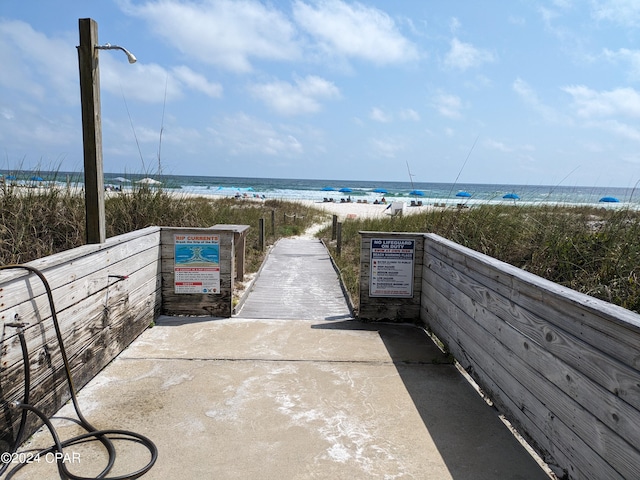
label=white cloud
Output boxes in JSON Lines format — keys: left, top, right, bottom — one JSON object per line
{"left": 1, "top": 107, "right": 15, "bottom": 120}
{"left": 293, "top": 0, "right": 419, "bottom": 65}
{"left": 552, "top": 0, "right": 574, "bottom": 9}
{"left": 100, "top": 59, "right": 223, "bottom": 103}
{"left": 595, "top": 119, "right": 640, "bottom": 141}
{"left": 444, "top": 38, "right": 495, "bottom": 71}
{"left": 432, "top": 92, "right": 463, "bottom": 119}
{"left": 563, "top": 85, "right": 640, "bottom": 118}
{"left": 0, "top": 19, "right": 77, "bottom": 104}
{"left": 513, "top": 78, "right": 565, "bottom": 123}
{"left": 249, "top": 75, "right": 339, "bottom": 115}
{"left": 602, "top": 48, "right": 640, "bottom": 81}
{"left": 370, "top": 107, "right": 391, "bottom": 122}
{"left": 0, "top": 101, "right": 77, "bottom": 156}
{"left": 508, "top": 15, "right": 526, "bottom": 26}
{"left": 370, "top": 107, "right": 419, "bottom": 122}
{"left": 100, "top": 59, "right": 182, "bottom": 103}
{"left": 591, "top": 0, "right": 640, "bottom": 27}
{"left": 449, "top": 17, "right": 462, "bottom": 34}
{"left": 399, "top": 108, "right": 420, "bottom": 121}
{"left": 370, "top": 137, "right": 404, "bottom": 158}
{"left": 484, "top": 139, "right": 513, "bottom": 153}
{"left": 124, "top": 0, "right": 300, "bottom": 73}
{"left": 208, "top": 113, "right": 304, "bottom": 157}
{"left": 561, "top": 85, "right": 640, "bottom": 141}
{"left": 172, "top": 66, "right": 223, "bottom": 98}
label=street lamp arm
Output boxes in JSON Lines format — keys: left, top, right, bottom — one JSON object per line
{"left": 95, "top": 43, "right": 137, "bottom": 63}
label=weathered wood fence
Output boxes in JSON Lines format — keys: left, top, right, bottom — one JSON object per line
{"left": 0, "top": 225, "right": 244, "bottom": 452}
{"left": 359, "top": 231, "right": 640, "bottom": 480}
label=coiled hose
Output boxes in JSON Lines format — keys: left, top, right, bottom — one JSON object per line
{"left": 0, "top": 265, "right": 158, "bottom": 479}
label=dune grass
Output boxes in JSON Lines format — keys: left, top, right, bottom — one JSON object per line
{"left": 0, "top": 184, "right": 327, "bottom": 273}
{"left": 318, "top": 204, "right": 640, "bottom": 314}
{"left": 4, "top": 182, "right": 640, "bottom": 314}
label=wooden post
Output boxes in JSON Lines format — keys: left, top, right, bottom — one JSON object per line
{"left": 271, "top": 209, "right": 275, "bottom": 236}
{"left": 259, "top": 218, "right": 265, "bottom": 251}
{"left": 336, "top": 222, "right": 342, "bottom": 257}
{"left": 78, "top": 18, "right": 106, "bottom": 244}
{"left": 332, "top": 214, "right": 338, "bottom": 240}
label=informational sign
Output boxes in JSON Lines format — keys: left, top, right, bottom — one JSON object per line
{"left": 174, "top": 234, "right": 220, "bottom": 294}
{"left": 369, "top": 238, "right": 415, "bottom": 297}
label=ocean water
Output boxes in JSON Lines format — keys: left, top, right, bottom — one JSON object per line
{"left": 106, "top": 173, "right": 640, "bottom": 207}
{"left": 3, "top": 170, "right": 639, "bottom": 207}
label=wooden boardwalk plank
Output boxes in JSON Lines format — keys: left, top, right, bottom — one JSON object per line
{"left": 236, "top": 238, "right": 352, "bottom": 320}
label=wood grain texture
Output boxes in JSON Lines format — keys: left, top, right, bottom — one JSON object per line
{"left": 0, "top": 227, "right": 161, "bottom": 452}
{"left": 421, "top": 232, "right": 640, "bottom": 480}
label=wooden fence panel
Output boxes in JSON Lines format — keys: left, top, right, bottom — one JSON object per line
{"left": 422, "top": 233, "right": 640, "bottom": 480}
{"left": 0, "top": 227, "right": 161, "bottom": 451}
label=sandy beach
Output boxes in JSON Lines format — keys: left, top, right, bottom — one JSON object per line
{"left": 10, "top": 183, "right": 443, "bottom": 221}
{"left": 121, "top": 191, "right": 441, "bottom": 220}
{"left": 109, "top": 187, "right": 440, "bottom": 220}
{"left": 297, "top": 199, "right": 439, "bottom": 220}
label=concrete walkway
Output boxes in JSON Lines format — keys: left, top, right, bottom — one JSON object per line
{"left": 15, "top": 238, "right": 550, "bottom": 479}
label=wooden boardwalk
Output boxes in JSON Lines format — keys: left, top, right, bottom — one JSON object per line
{"left": 15, "top": 237, "right": 551, "bottom": 479}
{"left": 236, "top": 238, "right": 352, "bottom": 321}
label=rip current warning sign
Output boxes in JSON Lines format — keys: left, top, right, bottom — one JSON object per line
{"left": 174, "top": 234, "right": 220, "bottom": 294}
{"left": 369, "top": 238, "right": 415, "bottom": 297}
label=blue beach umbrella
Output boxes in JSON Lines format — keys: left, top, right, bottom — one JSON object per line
{"left": 30, "top": 176, "right": 44, "bottom": 182}
{"left": 409, "top": 190, "right": 424, "bottom": 196}
{"left": 503, "top": 193, "right": 519, "bottom": 200}
{"left": 6, "top": 175, "right": 16, "bottom": 180}
{"left": 321, "top": 186, "right": 336, "bottom": 191}
{"left": 339, "top": 187, "right": 352, "bottom": 193}
{"left": 599, "top": 196, "right": 620, "bottom": 203}
{"left": 455, "top": 191, "right": 472, "bottom": 198}
{"left": 373, "top": 188, "right": 388, "bottom": 194}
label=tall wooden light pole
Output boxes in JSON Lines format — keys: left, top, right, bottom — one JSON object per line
{"left": 77, "top": 18, "right": 136, "bottom": 244}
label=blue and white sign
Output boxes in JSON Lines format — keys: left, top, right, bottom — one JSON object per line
{"left": 174, "top": 234, "right": 220, "bottom": 294}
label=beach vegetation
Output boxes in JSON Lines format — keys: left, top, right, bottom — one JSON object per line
{"left": 0, "top": 183, "right": 326, "bottom": 274}
{"left": 318, "top": 204, "right": 640, "bottom": 314}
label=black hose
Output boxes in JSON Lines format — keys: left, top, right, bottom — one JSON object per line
{"left": 0, "top": 325, "right": 29, "bottom": 478}
{"left": 0, "top": 265, "right": 158, "bottom": 479}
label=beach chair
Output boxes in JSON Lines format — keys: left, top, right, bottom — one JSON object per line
{"left": 387, "top": 202, "right": 404, "bottom": 217}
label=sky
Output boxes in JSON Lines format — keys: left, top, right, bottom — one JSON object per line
{"left": 2, "top": 1, "right": 640, "bottom": 186}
